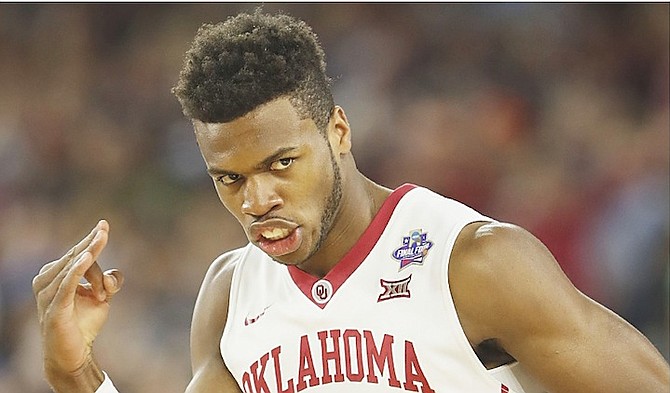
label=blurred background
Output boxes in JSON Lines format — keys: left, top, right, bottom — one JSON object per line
{"left": 0, "top": 3, "right": 667, "bottom": 392}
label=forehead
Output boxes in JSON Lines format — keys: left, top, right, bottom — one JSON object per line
{"left": 193, "top": 97, "right": 321, "bottom": 165}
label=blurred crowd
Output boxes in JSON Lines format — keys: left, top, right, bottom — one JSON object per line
{"left": 0, "top": 4, "right": 667, "bottom": 392}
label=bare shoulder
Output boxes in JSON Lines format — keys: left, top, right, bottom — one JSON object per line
{"left": 451, "top": 221, "right": 559, "bottom": 270}
{"left": 190, "top": 248, "right": 244, "bottom": 365}
{"left": 450, "top": 221, "right": 670, "bottom": 391}
{"left": 449, "top": 221, "right": 568, "bottom": 293}
{"left": 449, "top": 221, "right": 581, "bottom": 346}
{"left": 185, "top": 248, "right": 246, "bottom": 392}
{"left": 199, "top": 248, "right": 243, "bottom": 296}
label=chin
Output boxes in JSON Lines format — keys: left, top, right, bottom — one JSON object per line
{"left": 268, "top": 251, "right": 305, "bottom": 266}
{"left": 270, "top": 256, "right": 298, "bottom": 266}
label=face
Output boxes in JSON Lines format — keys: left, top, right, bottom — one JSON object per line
{"left": 193, "top": 97, "right": 351, "bottom": 266}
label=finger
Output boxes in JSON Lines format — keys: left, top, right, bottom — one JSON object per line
{"left": 76, "top": 268, "right": 123, "bottom": 302}
{"left": 102, "top": 269, "right": 124, "bottom": 301}
{"left": 33, "top": 260, "right": 58, "bottom": 292}
{"left": 33, "top": 249, "right": 77, "bottom": 294}
{"left": 34, "top": 242, "right": 86, "bottom": 299}
{"left": 38, "top": 249, "right": 73, "bottom": 277}
{"left": 87, "top": 226, "right": 109, "bottom": 265}
{"left": 98, "top": 219, "right": 109, "bottom": 232}
{"left": 83, "top": 261, "right": 105, "bottom": 302}
{"left": 51, "top": 251, "right": 95, "bottom": 310}
{"left": 36, "top": 250, "right": 89, "bottom": 315}
{"left": 81, "top": 227, "right": 109, "bottom": 302}
{"left": 46, "top": 220, "right": 103, "bottom": 273}
{"left": 35, "top": 220, "right": 109, "bottom": 296}
{"left": 33, "top": 221, "right": 104, "bottom": 291}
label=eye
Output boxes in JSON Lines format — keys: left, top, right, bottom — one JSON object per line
{"left": 216, "top": 173, "right": 241, "bottom": 185}
{"left": 270, "top": 157, "right": 294, "bottom": 171}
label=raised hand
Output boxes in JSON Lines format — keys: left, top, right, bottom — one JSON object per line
{"left": 32, "top": 220, "right": 123, "bottom": 392}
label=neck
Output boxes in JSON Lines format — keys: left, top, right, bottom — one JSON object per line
{"left": 297, "top": 173, "right": 392, "bottom": 278}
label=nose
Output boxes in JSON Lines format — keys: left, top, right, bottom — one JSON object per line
{"left": 241, "top": 175, "right": 283, "bottom": 218}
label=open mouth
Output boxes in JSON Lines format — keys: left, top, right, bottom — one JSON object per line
{"left": 249, "top": 219, "right": 303, "bottom": 258}
{"left": 260, "top": 227, "right": 291, "bottom": 241}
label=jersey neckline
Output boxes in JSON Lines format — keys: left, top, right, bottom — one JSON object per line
{"left": 287, "top": 183, "right": 416, "bottom": 308}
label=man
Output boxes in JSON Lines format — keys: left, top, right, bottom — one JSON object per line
{"left": 32, "top": 10, "right": 669, "bottom": 393}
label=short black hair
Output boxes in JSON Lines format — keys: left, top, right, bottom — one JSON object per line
{"left": 172, "top": 10, "right": 334, "bottom": 132}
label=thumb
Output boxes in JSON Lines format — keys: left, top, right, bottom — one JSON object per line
{"left": 102, "top": 269, "right": 124, "bottom": 301}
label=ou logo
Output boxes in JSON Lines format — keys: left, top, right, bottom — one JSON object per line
{"left": 311, "top": 279, "right": 333, "bottom": 304}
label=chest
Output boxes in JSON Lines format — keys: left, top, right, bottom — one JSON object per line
{"left": 222, "top": 225, "right": 500, "bottom": 392}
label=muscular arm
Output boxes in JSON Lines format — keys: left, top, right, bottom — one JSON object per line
{"left": 450, "top": 222, "right": 669, "bottom": 392}
{"left": 185, "top": 251, "right": 242, "bottom": 393}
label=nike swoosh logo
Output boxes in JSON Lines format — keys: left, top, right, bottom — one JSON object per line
{"left": 244, "top": 305, "right": 271, "bottom": 326}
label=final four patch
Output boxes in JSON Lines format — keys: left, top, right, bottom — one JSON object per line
{"left": 391, "top": 229, "right": 433, "bottom": 270}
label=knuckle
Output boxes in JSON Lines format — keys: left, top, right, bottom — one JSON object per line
{"left": 38, "top": 261, "right": 56, "bottom": 275}
{"left": 32, "top": 273, "right": 49, "bottom": 293}
{"left": 35, "top": 288, "right": 50, "bottom": 306}
{"left": 43, "top": 306, "right": 60, "bottom": 323}
{"left": 31, "top": 275, "right": 41, "bottom": 291}
{"left": 42, "top": 309, "right": 55, "bottom": 324}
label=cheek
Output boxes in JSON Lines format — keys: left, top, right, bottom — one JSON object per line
{"left": 296, "top": 158, "right": 335, "bottom": 211}
{"left": 213, "top": 182, "right": 243, "bottom": 219}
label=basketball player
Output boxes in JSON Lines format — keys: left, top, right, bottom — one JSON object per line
{"left": 32, "top": 10, "right": 669, "bottom": 393}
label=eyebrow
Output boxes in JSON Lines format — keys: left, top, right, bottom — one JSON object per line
{"left": 206, "top": 146, "right": 299, "bottom": 176}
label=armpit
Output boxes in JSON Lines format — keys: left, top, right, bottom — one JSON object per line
{"left": 474, "top": 338, "right": 517, "bottom": 370}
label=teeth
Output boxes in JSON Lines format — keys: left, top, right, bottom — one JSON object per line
{"left": 261, "top": 228, "right": 290, "bottom": 240}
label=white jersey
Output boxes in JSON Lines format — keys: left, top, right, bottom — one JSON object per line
{"left": 221, "top": 184, "right": 545, "bottom": 393}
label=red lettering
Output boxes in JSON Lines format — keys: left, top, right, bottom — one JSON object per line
{"left": 343, "top": 329, "right": 365, "bottom": 382}
{"left": 317, "top": 329, "right": 345, "bottom": 384}
{"left": 243, "top": 330, "right": 434, "bottom": 393}
{"left": 296, "top": 335, "right": 319, "bottom": 391}
{"left": 403, "top": 341, "right": 435, "bottom": 393}
{"left": 270, "top": 346, "right": 295, "bottom": 393}
{"left": 364, "top": 330, "right": 401, "bottom": 388}
{"left": 241, "top": 372, "right": 253, "bottom": 393}
{"left": 250, "top": 353, "right": 271, "bottom": 393}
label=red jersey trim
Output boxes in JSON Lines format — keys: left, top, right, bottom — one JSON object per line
{"left": 287, "top": 183, "right": 417, "bottom": 308}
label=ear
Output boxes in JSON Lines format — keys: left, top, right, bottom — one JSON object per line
{"left": 327, "top": 106, "right": 352, "bottom": 155}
